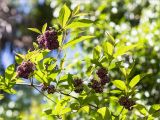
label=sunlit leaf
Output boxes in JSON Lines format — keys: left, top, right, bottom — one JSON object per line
{"left": 42, "top": 23, "right": 47, "bottom": 34}
{"left": 65, "top": 19, "right": 93, "bottom": 29}
{"left": 112, "top": 80, "right": 127, "bottom": 91}
{"left": 5, "top": 64, "right": 15, "bottom": 85}
{"left": 129, "top": 74, "right": 146, "bottom": 88}
{"left": 58, "top": 4, "right": 71, "bottom": 27}
{"left": 114, "top": 43, "right": 142, "bottom": 58}
{"left": 72, "top": 5, "right": 80, "bottom": 15}
{"left": 28, "top": 28, "right": 42, "bottom": 34}
{"left": 93, "top": 45, "right": 101, "bottom": 60}
{"left": 149, "top": 104, "right": 160, "bottom": 117}
{"left": 97, "top": 107, "right": 111, "bottom": 120}
{"left": 135, "top": 104, "right": 148, "bottom": 116}
{"left": 79, "top": 106, "right": 90, "bottom": 113}
{"left": 61, "top": 108, "right": 71, "bottom": 115}
{"left": 62, "top": 36, "right": 95, "bottom": 49}
{"left": 102, "top": 41, "right": 114, "bottom": 57}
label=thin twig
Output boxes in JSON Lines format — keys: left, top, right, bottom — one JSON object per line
{"left": 15, "top": 83, "right": 41, "bottom": 87}
{"left": 32, "top": 85, "right": 56, "bottom": 103}
{"left": 57, "top": 90, "right": 98, "bottom": 109}
{"left": 59, "top": 91, "right": 78, "bottom": 100}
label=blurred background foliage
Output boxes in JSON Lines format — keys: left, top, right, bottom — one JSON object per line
{"left": 0, "top": 0, "right": 160, "bottom": 119}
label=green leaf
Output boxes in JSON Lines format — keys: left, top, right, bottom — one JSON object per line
{"left": 129, "top": 74, "right": 146, "bottom": 88}
{"left": 58, "top": 4, "right": 71, "bottom": 27}
{"left": 79, "top": 106, "right": 90, "bottom": 113}
{"left": 135, "top": 104, "right": 148, "bottom": 116}
{"left": 5, "top": 64, "right": 15, "bottom": 85}
{"left": 106, "top": 32, "right": 115, "bottom": 44}
{"left": 33, "top": 42, "right": 39, "bottom": 49}
{"left": 65, "top": 19, "right": 93, "bottom": 29}
{"left": 93, "top": 45, "right": 101, "bottom": 60}
{"left": 102, "top": 41, "right": 114, "bottom": 57}
{"left": 114, "top": 43, "right": 142, "bottom": 58}
{"left": 28, "top": 28, "right": 42, "bottom": 34}
{"left": 74, "top": 13, "right": 88, "bottom": 17}
{"left": 43, "top": 108, "right": 52, "bottom": 115}
{"left": 112, "top": 80, "right": 127, "bottom": 91}
{"left": 97, "top": 107, "right": 111, "bottom": 120}
{"left": 62, "top": 36, "right": 95, "bottom": 49}
{"left": 149, "top": 104, "right": 160, "bottom": 117}
{"left": 42, "top": 23, "right": 47, "bottom": 34}
{"left": 72, "top": 5, "right": 80, "bottom": 15}
{"left": 61, "top": 108, "right": 71, "bottom": 115}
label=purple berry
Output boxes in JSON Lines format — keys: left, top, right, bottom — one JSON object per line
{"left": 17, "top": 61, "right": 35, "bottom": 79}
{"left": 118, "top": 96, "right": 135, "bottom": 110}
{"left": 37, "top": 30, "right": 59, "bottom": 50}
{"left": 47, "top": 85, "right": 55, "bottom": 94}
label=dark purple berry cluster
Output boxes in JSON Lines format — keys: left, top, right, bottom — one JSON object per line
{"left": 96, "top": 68, "right": 110, "bottom": 85}
{"left": 73, "top": 78, "right": 84, "bottom": 93}
{"left": 41, "top": 84, "right": 55, "bottom": 94}
{"left": 37, "top": 30, "right": 59, "bottom": 50}
{"left": 17, "top": 61, "right": 35, "bottom": 79}
{"left": 118, "top": 96, "right": 136, "bottom": 110}
{"left": 88, "top": 79, "right": 103, "bottom": 93}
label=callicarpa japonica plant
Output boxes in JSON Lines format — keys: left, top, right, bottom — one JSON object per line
{"left": 0, "top": 5, "right": 160, "bottom": 120}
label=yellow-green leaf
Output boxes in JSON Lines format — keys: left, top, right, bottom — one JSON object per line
{"left": 97, "top": 107, "right": 111, "bottom": 120}
{"left": 62, "top": 36, "right": 95, "bottom": 49}
{"left": 112, "top": 80, "right": 127, "bottom": 91}
{"left": 114, "top": 43, "right": 142, "bottom": 58}
{"left": 79, "top": 106, "right": 90, "bottom": 113}
{"left": 65, "top": 19, "right": 92, "bottom": 29}
{"left": 59, "top": 5, "right": 71, "bottom": 27}
{"left": 28, "top": 28, "right": 42, "bottom": 34}
{"left": 129, "top": 74, "right": 146, "bottom": 88}
{"left": 42, "top": 23, "right": 47, "bottom": 34}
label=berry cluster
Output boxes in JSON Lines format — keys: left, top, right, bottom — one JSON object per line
{"left": 96, "top": 68, "right": 110, "bottom": 85}
{"left": 73, "top": 78, "right": 84, "bottom": 93}
{"left": 88, "top": 79, "right": 103, "bottom": 93}
{"left": 17, "top": 61, "right": 35, "bottom": 79}
{"left": 41, "top": 84, "right": 55, "bottom": 94}
{"left": 37, "top": 30, "right": 59, "bottom": 50}
{"left": 88, "top": 68, "right": 110, "bottom": 93}
{"left": 118, "top": 96, "right": 136, "bottom": 110}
